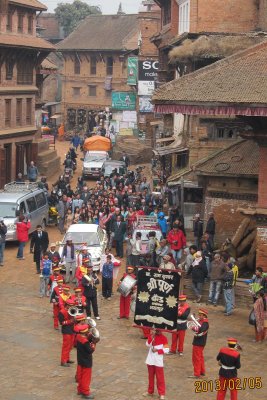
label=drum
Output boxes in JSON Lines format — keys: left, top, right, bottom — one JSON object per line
{"left": 117, "top": 275, "right": 137, "bottom": 297}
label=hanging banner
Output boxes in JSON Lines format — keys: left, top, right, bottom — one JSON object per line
{"left": 112, "top": 92, "right": 136, "bottom": 111}
{"left": 127, "top": 57, "right": 138, "bottom": 85}
{"left": 134, "top": 268, "right": 180, "bottom": 330}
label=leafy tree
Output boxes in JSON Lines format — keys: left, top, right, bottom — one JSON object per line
{"left": 55, "top": 0, "right": 101, "bottom": 37}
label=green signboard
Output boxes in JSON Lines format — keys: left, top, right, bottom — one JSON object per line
{"left": 111, "top": 92, "right": 136, "bottom": 110}
{"left": 127, "top": 57, "right": 138, "bottom": 85}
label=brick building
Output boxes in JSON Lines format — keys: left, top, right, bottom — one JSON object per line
{"left": 57, "top": 14, "right": 139, "bottom": 131}
{"left": 153, "top": 40, "right": 267, "bottom": 271}
{"left": 151, "top": 0, "right": 267, "bottom": 177}
{"left": 0, "top": 0, "right": 55, "bottom": 187}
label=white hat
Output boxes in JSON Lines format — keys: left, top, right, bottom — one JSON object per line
{"left": 50, "top": 243, "right": 56, "bottom": 247}
{"left": 195, "top": 214, "right": 200, "bottom": 218}
{"left": 81, "top": 245, "right": 87, "bottom": 251}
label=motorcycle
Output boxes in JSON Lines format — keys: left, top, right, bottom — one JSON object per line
{"left": 48, "top": 206, "right": 59, "bottom": 226}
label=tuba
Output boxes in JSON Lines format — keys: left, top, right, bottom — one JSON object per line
{"left": 68, "top": 306, "right": 80, "bottom": 317}
{"left": 186, "top": 314, "right": 201, "bottom": 334}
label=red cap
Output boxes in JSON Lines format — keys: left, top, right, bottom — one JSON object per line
{"left": 65, "top": 299, "right": 75, "bottom": 306}
{"left": 74, "top": 288, "right": 82, "bottom": 292}
{"left": 57, "top": 278, "right": 64, "bottom": 283}
{"left": 198, "top": 308, "right": 208, "bottom": 316}
{"left": 63, "top": 285, "right": 70, "bottom": 291}
{"left": 227, "top": 337, "right": 238, "bottom": 345}
{"left": 179, "top": 294, "right": 187, "bottom": 301}
{"left": 53, "top": 267, "right": 60, "bottom": 272}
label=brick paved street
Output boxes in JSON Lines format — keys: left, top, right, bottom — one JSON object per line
{"left": 0, "top": 141, "right": 266, "bottom": 400}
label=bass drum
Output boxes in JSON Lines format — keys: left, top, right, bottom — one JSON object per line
{"left": 117, "top": 275, "right": 137, "bottom": 297}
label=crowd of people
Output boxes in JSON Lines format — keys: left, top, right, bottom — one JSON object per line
{"left": 0, "top": 143, "right": 266, "bottom": 400}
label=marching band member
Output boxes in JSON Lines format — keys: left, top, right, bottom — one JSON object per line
{"left": 50, "top": 277, "right": 64, "bottom": 330}
{"left": 76, "top": 258, "right": 90, "bottom": 289}
{"left": 188, "top": 308, "right": 209, "bottom": 378}
{"left": 170, "top": 294, "right": 190, "bottom": 355}
{"left": 143, "top": 329, "right": 169, "bottom": 400}
{"left": 76, "top": 324, "right": 96, "bottom": 399}
{"left": 58, "top": 298, "right": 75, "bottom": 367}
{"left": 82, "top": 265, "right": 100, "bottom": 320}
{"left": 118, "top": 266, "right": 136, "bottom": 319}
{"left": 47, "top": 266, "right": 64, "bottom": 295}
{"left": 72, "top": 287, "right": 87, "bottom": 314}
{"left": 59, "top": 285, "right": 72, "bottom": 309}
{"left": 216, "top": 338, "right": 241, "bottom": 400}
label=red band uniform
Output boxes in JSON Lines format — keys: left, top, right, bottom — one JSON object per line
{"left": 191, "top": 308, "right": 209, "bottom": 378}
{"left": 216, "top": 338, "right": 241, "bottom": 400}
{"left": 58, "top": 300, "right": 75, "bottom": 366}
{"left": 59, "top": 286, "right": 72, "bottom": 309}
{"left": 72, "top": 288, "right": 87, "bottom": 314}
{"left": 171, "top": 295, "right": 190, "bottom": 354}
{"left": 145, "top": 331, "right": 169, "bottom": 399}
{"left": 50, "top": 279, "right": 64, "bottom": 329}
{"left": 76, "top": 325, "right": 95, "bottom": 398}
{"left": 119, "top": 267, "right": 136, "bottom": 319}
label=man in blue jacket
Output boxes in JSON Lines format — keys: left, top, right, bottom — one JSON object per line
{"left": 158, "top": 212, "right": 168, "bottom": 239}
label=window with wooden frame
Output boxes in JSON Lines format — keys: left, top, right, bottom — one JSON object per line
{"left": 6, "top": 60, "right": 14, "bottom": 80}
{"left": 18, "top": 13, "right": 24, "bottom": 33}
{"left": 16, "top": 99, "right": 23, "bottom": 126}
{"left": 17, "top": 59, "right": 33, "bottom": 84}
{"left": 74, "top": 55, "right": 80, "bottom": 75}
{"left": 72, "top": 87, "right": 81, "bottom": 96}
{"left": 88, "top": 85, "right": 97, "bottom": 97}
{"left": 90, "top": 56, "right": 97, "bottom": 75}
{"left": 26, "top": 98, "right": 32, "bottom": 124}
{"left": 6, "top": 11, "right": 13, "bottom": 31}
{"left": 162, "top": 0, "right": 171, "bottom": 26}
{"left": 28, "top": 14, "right": 33, "bottom": 34}
{"left": 106, "top": 56, "right": 113, "bottom": 76}
{"left": 5, "top": 99, "right": 12, "bottom": 127}
{"left": 178, "top": 0, "right": 190, "bottom": 35}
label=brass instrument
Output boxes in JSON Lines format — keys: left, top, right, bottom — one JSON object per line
{"left": 89, "top": 327, "right": 100, "bottom": 343}
{"left": 68, "top": 306, "right": 81, "bottom": 317}
{"left": 86, "top": 317, "right": 97, "bottom": 328}
{"left": 186, "top": 314, "right": 201, "bottom": 335}
{"left": 83, "top": 274, "right": 92, "bottom": 283}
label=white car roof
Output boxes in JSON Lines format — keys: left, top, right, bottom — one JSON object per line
{"left": 66, "top": 224, "right": 99, "bottom": 233}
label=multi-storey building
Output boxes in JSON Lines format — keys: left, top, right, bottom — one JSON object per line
{"left": 0, "top": 0, "right": 54, "bottom": 187}
{"left": 58, "top": 13, "right": 139, "bottom": 131}
{"left": 151, "top": 0, "right": 267, "bottom": 177}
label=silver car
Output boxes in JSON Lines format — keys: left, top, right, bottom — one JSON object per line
{"left": 82, "top": 151, "right": 109, "bottom": 179}
{"left": 0, "top": 182, "right": 49, "bottom": 241}
{"left": 58, "top": 223, "right": 108, "bottom": 270}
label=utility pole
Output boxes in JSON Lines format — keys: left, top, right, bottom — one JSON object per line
{"left": 180, "top": 176, "right": 184, "bottom": 216}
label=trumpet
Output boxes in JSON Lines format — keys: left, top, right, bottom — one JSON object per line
{"left": 186, "top": 314, "right": 201, "bottom": 334}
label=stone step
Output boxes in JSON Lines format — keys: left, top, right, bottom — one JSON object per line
{"left": 33, "top": 139, "right": 50, "bottom": 153}
{"left": 37, "top": 149, "right": 59, "bottom": 163}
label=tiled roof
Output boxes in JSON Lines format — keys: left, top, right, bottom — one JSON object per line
{"left": 0, "top": 33, "right": 54, "bottom": 50}
{"left": 195, "top": 140, "right": 259, "bottom": 177}
{"left": 9, "top": 0, "right": 47, "bottom": 11}
{"left": 153, "top": 41, "right": 267, "bottom": 105}
{"left": 57, "top": 14, "right": 139, "bottom": 51}
{"left": 41, "top": 58, "right": 58, "bottom": 70}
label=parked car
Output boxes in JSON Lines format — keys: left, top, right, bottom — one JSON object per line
{"left": 82, "top": 151, "right": 109, "bottom": 179}
{"left": 101, "top": 160, "right": 127, "bottom": 177}
{"left": 132, "top": 215, "right": 162, "bottom": 253}
{"left": 0, "top": 182, "right": 49, "bottom": 241}
{"left": 58, "top": 223, "right": 108, "bottom": 271}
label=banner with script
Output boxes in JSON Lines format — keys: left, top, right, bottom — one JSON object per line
{"left": 127, "top": 57, "right": 138, "bottom": 85}
{"left": 134, "top": 268, "right": 180, "bottom": 330}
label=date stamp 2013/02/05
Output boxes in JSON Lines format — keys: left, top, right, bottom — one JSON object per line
{"left": 194, "top": 377, "right": 263, "bottom": 393}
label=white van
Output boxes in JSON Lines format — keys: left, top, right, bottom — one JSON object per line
{"left": 0, "top": 182, "right": 49, "bottom": 241}
{"left": 82, "top": 151, "right": 109, "bottom": 179}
